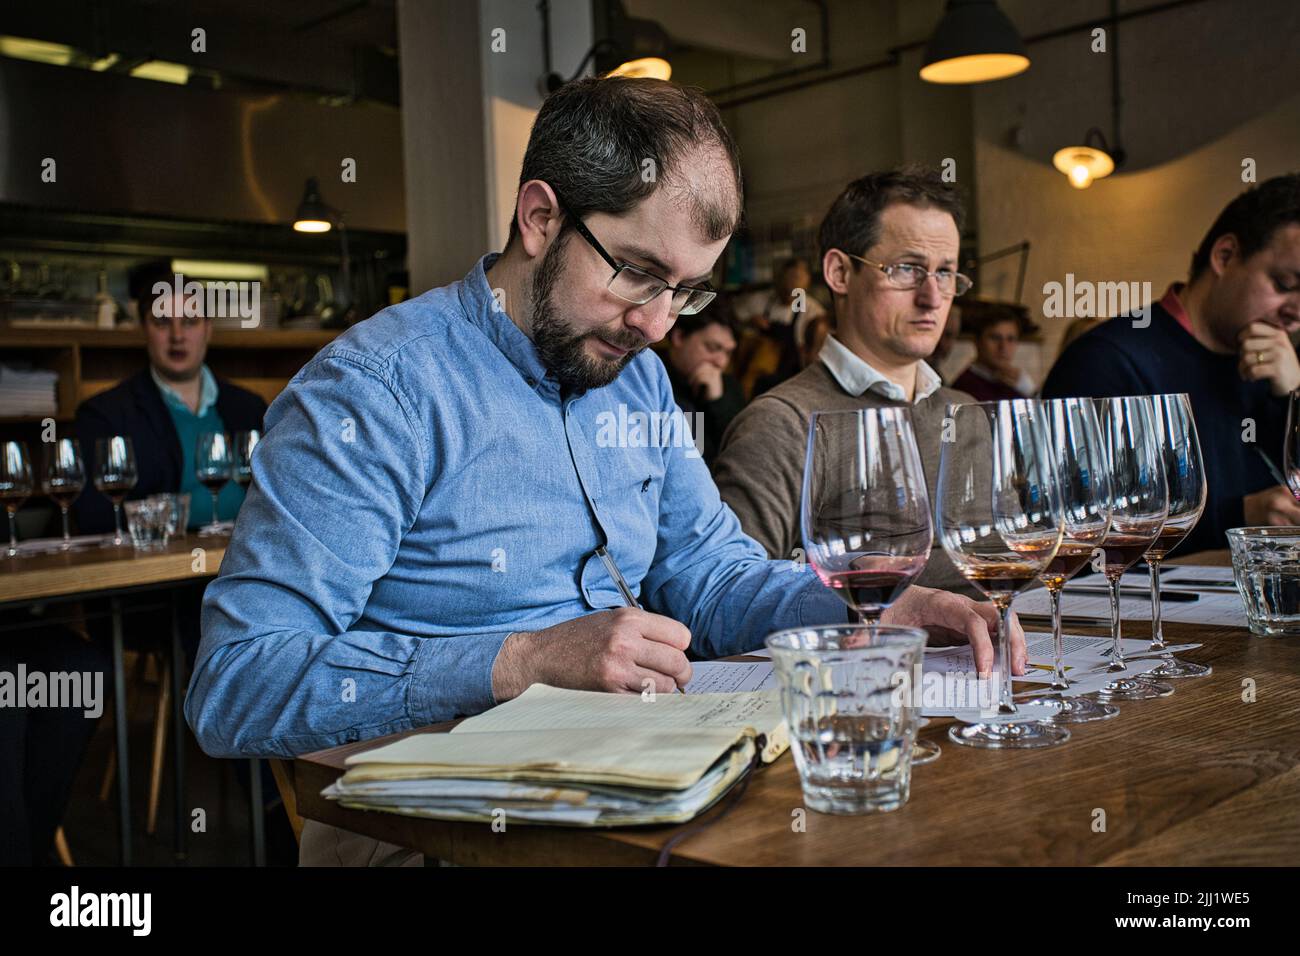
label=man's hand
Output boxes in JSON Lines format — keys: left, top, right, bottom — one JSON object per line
{"left": 1238, "top": 321, "right": 1300, "bottom": 396}
{"left": 1243, "top": 483, "right": 1300, "bottom": 526}
{"left": 491, "top": 608, "right": 693, "bottom": 702}
{"left": 882, "top": 585, "right": 1026, "bottom": 677}
{"left": 688, "top": 363, "right": 725, "bottom": 401}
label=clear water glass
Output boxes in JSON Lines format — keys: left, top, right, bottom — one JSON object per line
{"left": 1228, "top": 527, "right": 1300, "bottom": 637}
{"left": 767, "top": 623, "right": 927, "bottom": 814}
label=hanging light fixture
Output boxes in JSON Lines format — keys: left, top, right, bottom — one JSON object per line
{"left": 1052, "top": 130, "right": 1119, "bottom": 189}
{"left": 1053, "top": 1, "right": 1127, "bottom": 189}
{"left": 292, "top": 178, "right": 333, "bottom": 233}
{"left": 920, "top": 0, "right": 1030, "bottom": 85}
{"left": 539, "top": 1, "right": 672, "bottom": 95}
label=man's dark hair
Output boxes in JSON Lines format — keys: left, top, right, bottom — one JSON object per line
{"left": 1189, "top": 173, "right": 1300, "bottom": 280}
{"left": 507, "top": 76, "right": 743, "bottom": 246}
{"left": 671, "top": 298, "right": 738, "bottom": 342}
{"left": 817, "top": 165, "right": 965, "bottom": 265}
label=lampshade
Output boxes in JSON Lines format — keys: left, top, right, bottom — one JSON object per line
{"left": 1052, "top": 145, "right": 1116, "bottom": 189}
{"left": 920, "top": 0, "right": 1030, "bottom": 84}
{"left": 293, "top": 177, "right": 334, "bottom": 233}
{"left": 607, "top": 56, "right": 671, "bottom": 81}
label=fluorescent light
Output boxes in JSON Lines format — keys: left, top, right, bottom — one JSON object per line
{"left": 129, "top": 60, "right": 191, "bottom": 85}
{"left": 170, "top": 260, "right": 269, "bottom": 281}
{"left": 0, "top": 36, "right": 74, "bottom": 66}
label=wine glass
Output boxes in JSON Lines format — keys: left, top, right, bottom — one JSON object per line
{"left": 802, "top": 408, "right": 938, "bottom": 761}
{"left": 94, "top": 435, "right": 138, "bottom": 547}
{"left": 42, "top": 438, "right": 86, "bottom": 551}
{"left": 1, "top": 440, "right": 34, "bottom": 558}
{"left": 1142, "top": 394, "right": 1210, "bottom": 678}
{"left": 195, "top": 431, "right": 232, "bottom": 537}
{"left": 1021, "top": 398, "right": 1119, "bottom": 723}
{"left": 1094, "top": 396, "right": 1173, "bottom": 701}
{"left": 1282, "top": 390, "right": 1300, "bottom": 499}
{"left": 232, "top": 429, "right": 261, "bottom": 493}
{"left": 936, "top": 399, "right": 1069, "bottom": 749}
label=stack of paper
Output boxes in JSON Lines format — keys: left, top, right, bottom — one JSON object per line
{"left": 323, "top": 684, "right": 787, "bottom": 826}
{"left": 0, "top": 364, "right": 58, "bottom": 417}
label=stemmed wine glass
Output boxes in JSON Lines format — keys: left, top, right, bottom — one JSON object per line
{"left": 94, "top": 435, "right": 138, "bottom": 547}
{"left": 1143, "top": 393, "right": 1210, "bottom": 678}
{"left": 802, "top": 408, "right": 938, "bottom": 761}
{"left": 1282, "top": 391, "right": 1300, "bottom": 499}
{"left": 232, "top": 429, "right": 261, "bottom": 493}
{"left": 43, "top": 438, "right": 86, "bottom": 551}
{"left": 936, "top": 399, "right": 1068, "bottom": 749}
{"left": 1021, "top": 398, "right": 1119, "bottom": 722}
{"left": 1093, "top": 396, "right": 1173, "bottom": 701}
{"left": 195, "top": 431, "right": 232, "bottom": 537}
{"left": 1, "top": 440, "right": 34, "bottom": 558}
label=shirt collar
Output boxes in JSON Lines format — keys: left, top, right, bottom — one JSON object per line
{"left": 459, "top": 252, "right": 552, "bottom": 393}
{"left": 152, "top": 363, "right": 218, "bottom": 417}
{"left": 819, "top": 335, "right": 942, "bottom": 404}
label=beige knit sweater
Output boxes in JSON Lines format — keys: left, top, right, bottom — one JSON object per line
{"left": 714, "top": 361, "right": 980, "bottom": 595}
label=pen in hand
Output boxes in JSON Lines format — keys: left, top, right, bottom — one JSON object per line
{"left": 595, "top": 545, "right": 688, "bottom": 694}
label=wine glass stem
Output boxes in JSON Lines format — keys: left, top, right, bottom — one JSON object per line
{"left": 996, "top": 596, "right": 1014, "bottom": 713}
{"left": 1148, "top": 559, "right": 1166, "bottom": 651}
{"left": 1047, "top": 583, "right": 1068, "bottom": 688}
{"left": 113, "top": 502, "right": 124, "bottom": 544}
{"left": 60, "top": 506, "right": 71, "bottom": 546}
{"left": 210, "top": 490, "right": 221, "bottom": 527}
{"left": 1108, "top": 573, "right": 1125, "bottom": 670}
{"left": 6, "top": 510, "right": 17, "bottom": 556}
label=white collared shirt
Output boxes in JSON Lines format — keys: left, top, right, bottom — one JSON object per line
{"left": 819, "top": 335, "right": 942, "bottom": 405}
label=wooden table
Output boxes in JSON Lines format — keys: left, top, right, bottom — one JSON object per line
{"left": 2, "top": 534, "right": 227, "bottom": 866}
{"left": 294, "top": 554, "right": 1300, "bottom": 866}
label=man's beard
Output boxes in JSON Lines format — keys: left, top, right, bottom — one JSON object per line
{"left": 530, "top": 233, "right": 644, "bottom": 390}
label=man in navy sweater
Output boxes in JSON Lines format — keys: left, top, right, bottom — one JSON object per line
{"left": 1042, "top": 173, "right": 1300, "bottom": 555}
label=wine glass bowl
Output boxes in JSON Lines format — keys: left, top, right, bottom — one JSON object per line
{"left": 1, "top": 440, "right": 34, "bottom": 558}
{"left": 42, "top": 438, "right": 87, "bottom": 551}
{"left": 94, "top": 435, "right": 138, "bottom": 547}
{"left": 1093, "top": 396, "right": 1173, "bottom": 701}
{"left": 936, "top": 399, "right": 1069, "bottom": 749}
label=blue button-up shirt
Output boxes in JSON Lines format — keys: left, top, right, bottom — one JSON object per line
{"left": 185, "top": 254, "right": 844, "bottom": 758}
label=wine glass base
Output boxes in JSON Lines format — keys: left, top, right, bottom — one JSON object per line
{"left": 1096, "top": 676, "right": 1174, "bottom": 700}
{"left": 1146, "top": 656, "right": 1212, "bottom": 679}
{"left": 196, "top": 525, "right": 225, "bottom": 537}
{"left": 912, "top": 740, "right": 941, "bottom": 764}
{"left": 1029, "top": 693, "right": 1119, "bottom": 723}
{"left": 948, "top": 720, "right": 1070, "bottom": 749}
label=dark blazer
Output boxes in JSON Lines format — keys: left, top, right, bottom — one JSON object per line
{"left": 73, "top": 369, "right": 267, "bottom": 535}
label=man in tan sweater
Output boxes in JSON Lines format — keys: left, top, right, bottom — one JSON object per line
{"left": 715, "top": 167, "right": 979, "bottom": 594}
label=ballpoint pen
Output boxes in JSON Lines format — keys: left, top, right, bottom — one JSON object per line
{"left": 595, "top": 545, "right": 688, "bottom": 693}
{"left": 1255, "top": 446, "right": 1289, "bottom": 489}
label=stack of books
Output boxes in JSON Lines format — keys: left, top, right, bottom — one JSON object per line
{"left": 323, "top": 684, "right": 788, "bottom": 826}
{"left": 0, "top": 363, "right": 58, "bottom": 417}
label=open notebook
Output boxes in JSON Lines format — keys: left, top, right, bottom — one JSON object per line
{"left": 322, "top": 684, "right": 788, "bottom": 826}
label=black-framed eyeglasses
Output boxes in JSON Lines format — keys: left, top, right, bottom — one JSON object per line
{"left": 844, "top": 252, "right": 973, "bottom": 297}
{"left": 564, "top": 209, "right": 717, "bottom": 316}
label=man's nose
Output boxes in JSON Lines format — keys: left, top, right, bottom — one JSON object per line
{"left": 913, "top": 273, "right": 944, "bottom": 309}
{"left": 623, "top": 290, "right": 675, "bottom": 343}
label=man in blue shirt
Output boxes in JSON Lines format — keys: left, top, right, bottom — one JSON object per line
{"left": 185, "top": 78, "right": 1023, "bottom": 772}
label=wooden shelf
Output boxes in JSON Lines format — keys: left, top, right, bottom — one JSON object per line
{"left": 0, "top": 325, "right": 340, "bottom": 425}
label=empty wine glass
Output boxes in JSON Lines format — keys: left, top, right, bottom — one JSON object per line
{"left": 195, "top": 431, "right": 232, "bottom": 537}
{"left": 1282, "top": 390, "right": 1300, "bottom": 500}
{"left": 94, "top": 435, "right": 138, "bottom": 547}
{"left": 43, "top": 438, "right": 86, "bottom": 551}
{"left": 802, "top": 408, "right": 938, "bottom": 761}
{"left": 936, "top": 399, "right": 1068, "bottom": 749}
{"left": 1143, "top": 394, "right": 1210, "bottom": 679}
{"left": 1094, "top": 396, "right": 1173, "bottom": 701}
{"left": 1021, "top": 398, "right": 1118, "bottom": 723}
{"left": 232, "top": 429, "right": 261, "bottom": 492}
{"left": 1, "top": 440, "right": 34, "bottom": 558}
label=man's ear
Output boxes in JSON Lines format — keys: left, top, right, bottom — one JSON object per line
{"left": 515, "top": 180, "right": 564, "bottom": 258}
{"left": 1210, "top": 233, "right": 1240, "bottom": 276}
{"left": 822, "top": 248, "right": 851, "bottom": 296}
